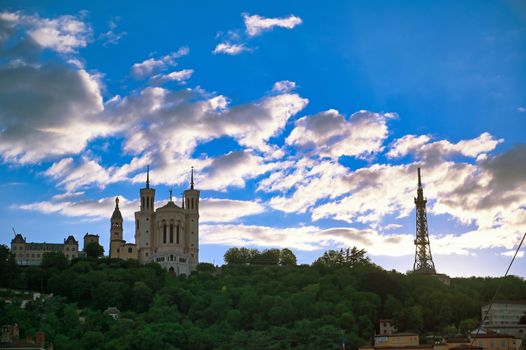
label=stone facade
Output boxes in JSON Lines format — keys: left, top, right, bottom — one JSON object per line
{"left": 10, "top": 234, "right": 78, "bottom": 266}
{"left": 109, "top": 168, "right": 200, "bottom": 275}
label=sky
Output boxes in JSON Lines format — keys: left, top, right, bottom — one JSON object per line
{"left": 0, "top": 0, "right": 525, "bottom": 277}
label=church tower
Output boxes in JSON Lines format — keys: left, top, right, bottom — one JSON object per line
{"left": 109, "top": 197, "right": 123, "bottom": 258}
{"left": 413, "top": 167, "right": 436, "bottom": 274}
{"left": 135, "top": 165, "right": 155, "bottom": 262}
{"left": 183, "top": 167, "right": 200, "bottom": 268}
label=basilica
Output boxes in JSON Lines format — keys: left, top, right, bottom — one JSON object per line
{"left": 109, "top": 167, "right": 200, "bottom": 275}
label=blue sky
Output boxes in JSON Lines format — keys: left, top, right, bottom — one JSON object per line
{"left": 0, "top": 1, "right": 525, "bottom": 277}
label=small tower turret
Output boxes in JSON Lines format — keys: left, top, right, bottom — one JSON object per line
{"left": 183, "top": 167, "right": 200, "bottom": 268}
{"left": 109, "top": 197, "right": 123, "bottom": 258}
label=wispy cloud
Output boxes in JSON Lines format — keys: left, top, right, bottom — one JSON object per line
{"left": 213, "top": 42, "right": 251, "bottom": 55}
{"left": 131, "top": 47, "right": 189, "bottom": 78}
{"left": 213, "top": 13, "right": 302, "bottom": 55}
{"left": 242, "top": 13, "right": 302, "bottom": 36}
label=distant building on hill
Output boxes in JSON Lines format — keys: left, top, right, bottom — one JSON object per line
{"left": 83, "top": 233, "right": 99, "bottom": 247}
{"left": 0, "top": 324, "right": 52, "bottom": 349}
{"left": 471, "top": 331, "right": 523, "bottom": 350}
{"left": 481, "top": 301, "right": 526, "bottom": 338}
{"left": 10, "top": 234, "right": 78, "bottom": 266}
{"left": 379, "top": 319, "right": 397, "bottom": 335}
{"left": 108, "top": 166, "right": 200, "bottom": 275}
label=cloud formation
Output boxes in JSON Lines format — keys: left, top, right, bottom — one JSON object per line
{"left": 213, "top": 13, "right": 302, "bottom": 55}
{"left": 287, "top": 109, "right": 395, "bottom": 159}
{"left": 243, "top": 13, "right": 302, "bottom": 36}
{"left": 213, "top": 42, "right": 251, "bottom": 55}
{"left": 131, "top": 47, "right": 189, "bottom": 79}
{"left": 18, "top": 195, "right": 266, "bottom": 224}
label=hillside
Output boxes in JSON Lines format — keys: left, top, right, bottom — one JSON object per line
{"left": 1, "top": 250, "right": 525, "bottom": 349}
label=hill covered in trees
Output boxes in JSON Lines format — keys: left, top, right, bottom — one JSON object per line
{"left": 1, "top": 245, "right": 525, "bottom": 350}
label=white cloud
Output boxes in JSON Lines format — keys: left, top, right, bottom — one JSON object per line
{"left": 243, "top": 13, "right": 302, "bottom": 36}
{"left": 272, "top": 80, "right": 296, "bottom": 93}
{"left": 213, "top": 42, "right": 251, "bottom": 55}
{"left": 18, "top": 195, "right": 265, "bottom": 224}
{"left": 501, "top": 250, "right": 524, "bottom": 258}
{"left": 286, "top": 109, "right": 394, "bottom": 159}
{"left": 25, "top": 13, "right": 92, "bottom": 53}
{"left": 262, "top": 158, "right": 349, "bottom": 213}
{"left": 100, "top": 19, "right": 126, "bottom": 46}
{"left": 517, "top": 107, "right": 526, "bottom": 113}
{"left": 200, "top": 198, "right": 265, "bottom": 222}
{"left": 201, "top": 222, "right": 524, "bottom": 257}
{"left": 149, "top": 69, "right": 194, "bottom": 85}
{"left": 131, "top": 47, "right": 189, "bottom": 78}
{"left": 388, "top": 132, "right": 502, "bottom": 162}
{"left": 0, "top": 65, "right": 110, "bottom": 163}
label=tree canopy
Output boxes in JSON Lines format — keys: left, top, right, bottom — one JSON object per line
{"left": 0, "top": 244, "right": 525, "bottom": 350}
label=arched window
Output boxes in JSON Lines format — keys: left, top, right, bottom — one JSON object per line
{"left": 176, "top": 224, "right": 180, "bottom": 244}
{"left": 146, "top": 196, "right": 149, "bottom": 208}
{"left": 163, "top": 223, "right": 167, "bottom": 243}
{"left": 151, "top": 197, "right": 154, "bottom": 209}
{"left": 170, "top": 254, "right": 174, "bottom": 261}
{"left": 169, "top": 224, "right": 174, "bottom": 243}
{"left": 191, "top": 198, "right": 194, "bottom": 209}
{"left": 141, "top": 197, "right": 144, "bottom": 209}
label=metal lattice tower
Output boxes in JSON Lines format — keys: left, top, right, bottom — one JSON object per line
{"left": 413, "top": 167, "right": 436, "bottom": 274}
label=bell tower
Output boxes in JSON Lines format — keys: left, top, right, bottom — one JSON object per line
{"left": 413, "top": 168, "right": 436, "bottom": 274}
{"left": 109, "top": 197, "right": 123, "bottom": 258}
{"left": 135, "top": 165, "right": 155, "bottom": 262}
{"left": 183, "top": 167, "right": 200, "bottom": 268}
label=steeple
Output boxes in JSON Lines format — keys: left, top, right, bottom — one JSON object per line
{"left": 169, "top": 189, "right": 173, "bottom": 202}
{"left": 190, "top": 166, "right": 194, "bottom": 190}
{"left": 146, "top": 165, "right": 150, "bottom": 189}
{"left": 112, "top": 197, "right": 123, "bottom": 220}
{"left": 413, "top": 167, "right": 436, "bottom": 274}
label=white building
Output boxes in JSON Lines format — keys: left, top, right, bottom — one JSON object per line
{"left": 110, "top": 167, "right": 200, "bottom": 275}
{"left": 482, "top": 301, "right": 526, "bottom": 338}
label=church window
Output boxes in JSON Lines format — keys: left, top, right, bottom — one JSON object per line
{"left": 117, "top": 248, "right": 120, "bottom": 253}
{"left": 170, "top": 254, "right": 174, "bottom": 261}
{"left": 128, "top": 247, "right": 133, "bottom": 253}
{"left": 191, "top": 198, "right": 194, "bottom": 209}
{"left": 151, "top": 197, "right": 154, "bottom": 208}
{"left": 146, "top": 196, "right": 149, "bottom": 208}
{"left": 141, "top": 197, "right": 144, "bottom": 209}
{"left": 136, "top": 220, "right": 139, "bottom": 231}
{"left": 114, "top": 231, "right": 118, "bottom": 236}
{"left": 146, "top": 252, "right": 148, "bottom": 257}
{"left": 169, "top": 224, "right": 174, "bottom": 243}
{"left": 176, "top": 225, "right": 180, "bottom": 244}
{"left": 163, "top": 224, "right": 167, "bottom": 243}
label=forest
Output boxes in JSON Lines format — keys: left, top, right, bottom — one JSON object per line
{"left": 1, "top": 245, "right": 525, "bottom": 350}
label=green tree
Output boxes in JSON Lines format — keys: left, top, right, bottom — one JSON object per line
{"left": 279, "top": 248, "right": 297, "bottom": 266}
{"left": 41, "top": 252, "right": 68, "bottom": 270}
{"left": 84, "top": 241, "right": 104, "bottom": 258}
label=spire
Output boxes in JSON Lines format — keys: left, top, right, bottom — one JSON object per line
{"left": 115, "top": 196, "right": 119, "bottom": 208}
{"left": 146, "top": 165, "right": 150, "bottom": 189}
{"left": 169, "top": 189, "right": 173, "bottom": 202}
{"left": 417, "top": 167, "right": 422, "bottom": 188}
{"left": 190, "top": 166, "right": 194, "bottom": 190}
